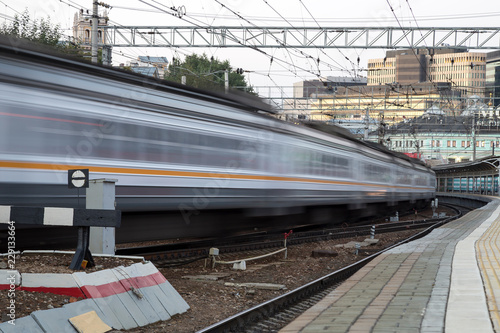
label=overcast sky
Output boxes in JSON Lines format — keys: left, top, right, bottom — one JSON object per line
{"left": 3, "top": 0, "right": 499, "bottom": 96}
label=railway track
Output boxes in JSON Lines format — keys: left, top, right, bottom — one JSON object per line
{"left": 195, "top": 209, "right": 462, "bottom": 333}
{"left": 117, "top": 204, "right": 464, "bottom": 267}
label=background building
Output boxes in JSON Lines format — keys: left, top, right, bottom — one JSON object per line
{"left": 126, "top": 56, "right": 169, "bottom": 79}
{"left": 293, "top": 76, "right": 366, "bottom": 98}
{"left": 368, "top": 48, "right": 487, "bottom": 97}
{"left": 486, "top": 50, "right": 500, "bottom": 107}
{"left": 283, "top": 80, "right": 459, "bottom": 125}
{"left": 72, "top": 9, "right": 108, "bottom": 48}
{"left": 375, "top": 96, "right": 500, "bottom": 164}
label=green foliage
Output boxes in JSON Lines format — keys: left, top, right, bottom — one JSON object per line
{"left": 164, "top": 53, "right": 254, "bottom": 94}
{"left": 0, "top": 9, "right": 101, "bottom": 63}
{"left": 0, "top": 9, "right": 62, "bottom": 46}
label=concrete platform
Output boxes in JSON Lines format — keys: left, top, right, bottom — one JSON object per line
{"left": 280, "top": 197, "right": 500, "bottom": 333}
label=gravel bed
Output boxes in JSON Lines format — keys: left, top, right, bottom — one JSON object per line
{"left": 0, "top": 207, "right": 453, "bottom": 331}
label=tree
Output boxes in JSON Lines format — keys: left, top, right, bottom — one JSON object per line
{"left": 164, "top": 53, "right": 254, "bottom": 94}
{"left": 0, "top": 9, "right": 62, "bottom": 46}
{"left": 0, "top": 9, "right": 101, "bottom": 62}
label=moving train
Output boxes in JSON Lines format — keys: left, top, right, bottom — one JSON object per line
{"left": 0, "top": 38, "right": 435, "bottom": 234}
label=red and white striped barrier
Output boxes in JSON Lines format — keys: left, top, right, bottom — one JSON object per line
{"left": 72, "top": 262, "right": 189, "bottom": 329}
{"left": 18, "top": 273, "right": 85, "bottom": 298}
{"left": 0, "top": 262, "right": 189, "bottom": 332}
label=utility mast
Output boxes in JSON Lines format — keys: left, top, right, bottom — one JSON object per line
{"left": 91, "top": 1, "right": 98, "bottom": 64}
{"left": 364, "top": 107, "right": 369, "bottom": 141}
{"left": 90, "top": 1, "right": 111, "bottom": 64}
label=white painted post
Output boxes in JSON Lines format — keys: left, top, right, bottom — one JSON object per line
{"left": 87, "top": 179, "right": 118, "bottom": 255}
{"left": 225, "top": 70, "right": 229, "bottom": 93}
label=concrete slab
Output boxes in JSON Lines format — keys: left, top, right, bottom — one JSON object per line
{"left": 115, "top": 262, "right": 186, "bottom": 320}
{"left": 113, "top": 291, "right": 149, "bottom": 327}
{"left": 132, "top": 285, "right": 172, "bottom": 321}
{"left": 132, "top": 262, "right": 189, "bottom": 316}
{"left": 92, "top": 297, "right": 136, "bottom": 330}
{"left": 182, "top": 275, "right": 223, "bottom": 281}
{"left": 63, "top": 298, "right": 121, "bottom": 330}
{"left": 110, "top": 267, "right": 161, "bottom": 325}
{"left": 114, "top": 264, "right": 172, "bottom": 320}
{"left": 73, "top": 271, "right": 137, "bottom": 330}
{"left": 224, "top": 282, "right": 286, "bottom": 290}
{"left": 31, "top": 307, "right": 76, "bottom": 333}
{"left": 0, "top": 316, "right": 44, "bottom": 333}
{"left": 155, "top": 280, "right": 190, "bottom": 315}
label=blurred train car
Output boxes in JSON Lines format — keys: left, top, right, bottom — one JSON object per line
{"left": 0, "top": 39, "right": 435, "bottom": 242}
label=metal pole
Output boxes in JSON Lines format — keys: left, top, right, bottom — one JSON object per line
{"left": 91, "top": 0, "right": 98, "bottom": 64}
{"left": 364, "top": 107, "right": 369, "bottom": 140}
{"left": 472, "top": 114, "right": 476, "bottom": 161}
{"left": 225, "top": 70, "right": 229, "bottom": 93}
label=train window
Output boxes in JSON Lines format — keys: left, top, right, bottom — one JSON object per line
{"left": 363, "top": 163, "right": 389, "bottom": 182}
{"left": 238, "top": 141, "right": 261, "bottom": 171}
{"left": 396, "top": 170, "right": 412, "bottom": 185}
{"left": 337, "top": 157, "right": 351, "bottom": 178}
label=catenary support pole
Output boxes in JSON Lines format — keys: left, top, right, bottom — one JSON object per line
{"left": 91, "top": 0, "right": 98, "bottom": 64}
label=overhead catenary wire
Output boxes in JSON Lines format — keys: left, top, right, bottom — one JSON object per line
{"left": 133, "top": 0, "right": 319, "bottom": 97}
{"left": 209, "top": 0, "right": 357, "bottom": 98}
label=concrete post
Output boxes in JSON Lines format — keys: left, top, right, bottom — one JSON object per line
{"left": 91, "top": 0, "right": 98, "bottom": 64}
{"left": 87, "top": 178, "right": 118, "bottom": 255}
{"left": 225, "top": 70, "right": 229, "bottom": 93}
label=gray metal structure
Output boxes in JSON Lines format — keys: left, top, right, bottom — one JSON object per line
{"left": 102, "top": 26, "right": 500, "bottom": 49}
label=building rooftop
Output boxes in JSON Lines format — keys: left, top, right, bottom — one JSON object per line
{"left": 381, "top": 113, "right": 500, "bottom": 136}
{"left": 130, "top": 66, "right": 159, "bottom": 78}
{"left": 138, "top": 56, "right": 169, "bottom": 64}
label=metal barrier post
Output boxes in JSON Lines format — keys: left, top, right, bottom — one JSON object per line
{"left": 69, "top": 226, "right": 94, "bottom": 270}
{"left": 87, "top": 179, "right": 118, "bottom": 255}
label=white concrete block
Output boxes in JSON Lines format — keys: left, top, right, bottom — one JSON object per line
{"left": 233, "top": 261, "right": 246, "bottom": 270}
{"left": 0, "top": 270, "right": 20, "bottom": 287}
{"left": 21, "top": 273, "right": 77, "bottom": 288}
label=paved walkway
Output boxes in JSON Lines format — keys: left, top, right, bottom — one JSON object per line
{"left": 280, "top": 199, "right": 500, "bottom": 333}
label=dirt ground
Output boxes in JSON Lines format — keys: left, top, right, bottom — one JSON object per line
{"left": 0, "top": 208, "right": 451, "bottom": 331}
{"left": 127, "top": 229, "right": 426, "bottom": 333}
{"left": 0, "top": 228, "right": 426, "bottom": 331}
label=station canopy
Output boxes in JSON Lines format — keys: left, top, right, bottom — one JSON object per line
{"left": 432, "top": 156, "right": 500, "bottom": 176}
